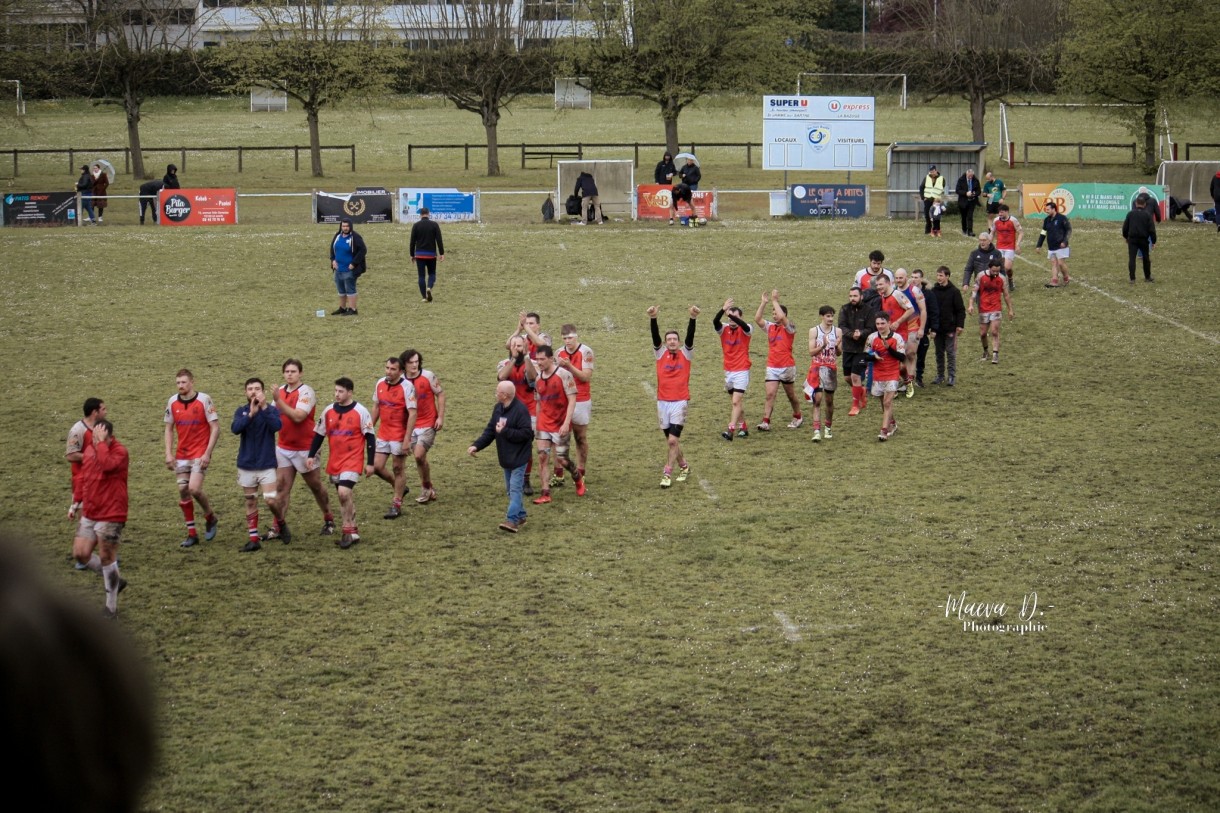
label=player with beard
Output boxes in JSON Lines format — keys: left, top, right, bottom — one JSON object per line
{"left": 714, "top": 298, "right": 753, "bottom": 441}
{"left": 968, "top": 258, "right": 1015, "bottom": 364}
{"left": 497, "top": 335, "right": 538, "bottom": 495}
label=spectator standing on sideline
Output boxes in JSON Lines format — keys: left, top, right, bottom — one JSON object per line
{"left": 962, "top": 231, "right": 1004, "bottom": 291}
{"left": 162, "top": 163, "right": 180, "bottom": 189}
{"left": 164, "top": 369, "right": 220, "bottom": 548}
{"left": 1211, "top": 171, "right": 1220, "bottom": 233}
{"left": 329, "top": 216, "right": 366, "bottom": 315}
{"left": 955, "top": 167, "right": 981, "bottom": 236}
{"left": 1121, "top": 194, "right": 1157, "bottom": 284}
{"left": 572, "top": 171, "right": 603, "bottom": 225}
{"left": 839, "top": 286, "right": 878, "bottom": 416}
{"left": 669, "top": 157, "right": 702, "bottom": 224}
{"left": 928, "top": 266, "right": 966, "bottom": 386}
{"left": 468, "top": 381, "right": 534, "bottom": 533}
{"left": 654, "top": 152, "right": 677, "bottom": 185}
{"left": 1036, "top": 201, "right": 1072, "bottom": 288}
{"left": 91, "top": 163, "right": 109, "bottom": 224}
{"left": 919, "top": 165, "right": 946, "bottom": 236}
{"left": 75, "top": 165, "right": 96, "bottom": 224}
{"left": 72, "top": 419, "right": 128, "bottom": 619}
{"left": 138, "top": 179, "right": 163, "bottom": 225}
{"left": 409, "top": 207, "right": 444, "bottom": 302}
{"left": 230, "top": 378, "right": 286, "bottom": 553}
{"left": 982, "top": 171, "right": 1005, "bottom": 229}
{"left": 678, "top": 156, "right": 701, "bottom": 191}
{"left": 650, "top": 305, "right": 700, "bottom": 488}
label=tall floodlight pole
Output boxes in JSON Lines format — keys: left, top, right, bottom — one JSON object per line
{"left": 862, "top": 1, "right": 866, "bottom": 50}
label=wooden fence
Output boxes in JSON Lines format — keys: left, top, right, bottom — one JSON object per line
{"left": 2, "top": 145, "right": 357, "bottom": 177}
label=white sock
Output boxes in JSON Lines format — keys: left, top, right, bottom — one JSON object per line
{"left": 87, "top": 553, "right": 103, "bottom": 573}
{"left": 103, "top": 562, "right": 120, "bottom": 612}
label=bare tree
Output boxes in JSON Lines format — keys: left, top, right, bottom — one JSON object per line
{"left": 394, "top": 1, "right": 553, "bottom": 177}
{"left": 214, "top": 0, "right": 392, "bottom": 177}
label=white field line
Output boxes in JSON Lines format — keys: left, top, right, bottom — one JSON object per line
{"left": 1009, "top": 249, "right": 1220, "bottom": 346}
{"left": 773, "top": 611, "right": 803, "bottom": 642}
{"left": 557, "top": 242, "right": 567, "bottom": 251}
{"left": 641, "top": 380, "right": 655, "bottom": 398}
{"left": 697, "top": 477, "right": 719, "bottom": 501}
{"left": 580, "top": 277, "right": 588, "bottom": 286}
{"left": 602, "top": 315, "right": 616, "bottom": 332}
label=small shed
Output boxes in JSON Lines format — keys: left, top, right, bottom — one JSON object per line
{"left": 886, "top": 143, "right": 988, "bottom": 219}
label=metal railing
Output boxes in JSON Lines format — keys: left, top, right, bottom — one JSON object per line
{"left": 407, "top": 142, "right": 767, "bottom": 171}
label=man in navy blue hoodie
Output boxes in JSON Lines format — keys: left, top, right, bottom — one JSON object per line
{"left": 232, "top": 378, "right": 288, "bottom": 552}
{"left": 468, "top": 381, "right": 534, "bottom": 533}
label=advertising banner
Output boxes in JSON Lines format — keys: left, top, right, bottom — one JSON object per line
{"left": 763, "top": 96, "right": 875, "bottom": 171}
{"left": 2, "top": 192, "right": 76, "bottom": 227}
{"left": 159, "top": 188, "right": 238, "bottom": 226}
{"left": 397, "top": 188, "right": 478, "bottom": 223}
{"left": 789, "top": 184, "right": 868, "bottom": 218}
{"left": 1022, "top": 183, "right": 1167, "bottom": 221}
{"left": 314, "top": 188, "right": 393, "bottom": 224}
{"left": 636, "top": 185, "right": 717, "bottom": 220}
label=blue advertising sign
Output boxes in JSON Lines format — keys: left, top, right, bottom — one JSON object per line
{"left": 789, "top": 184, "right": 868, "bottom": 218}
{"left": 397, "top": 188, "right": 478, "bottom": 223}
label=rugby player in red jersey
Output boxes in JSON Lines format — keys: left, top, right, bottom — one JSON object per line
{"left": 714, "top": 298, "right": 753, "bottom": 440}
{"left": 650, "top": 305, "right": 700, "bottom": 488}
{"left": 556, "top": 324, "right": 594, "bottom": 487}
{"left": 754, "top": 290, "right": 803, "bottom": 431}
{"left": 308, "top": 378, "right": 375, "bottom": 549}
{"left": 498, "top": 335, "right": 538, "bottom": 495}
{"left": 164, "top": 369, "right": 220, "bottom": 548}
{"left": 272, "top": 359, "right": 335, "bottom": 539}
{"left": 968, "top": 257, "right": 1015, "bottom": 364}
{"left": 805, "top": 306, "right": 842, "bottom": 442}
{"left": 865, "top": 314, "right": 906, "bottom": 442}
{"left": 400, "top": 349, "right": 446, "bottom": 504}
{"left": 371, "top": 357, "right": 417, "bottom": 519}
{"left": 74, "top": 419, "right": 128, "bottom": 618}
{"left": 531, "top": 345, "right": 584, "bottom": 504}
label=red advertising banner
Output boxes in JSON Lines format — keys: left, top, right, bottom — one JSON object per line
{"left": 636, "top": 185, "right": 716, "bottom": 220}
{"left": 158, "top": 188, "right": 238, "bottom": 226}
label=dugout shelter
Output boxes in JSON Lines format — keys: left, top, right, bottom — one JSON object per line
{"left": 1156, "top": 161, "right": 1220, "bottom": 211}
{"left": 886, "top": 143, "right": 988, "bottom": 219}
{"left": 557, "top": 160, "right": 634, "bottom": 222}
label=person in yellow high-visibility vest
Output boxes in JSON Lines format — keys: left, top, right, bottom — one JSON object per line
{"left": 919, "top": 165, "right": 946, "bottom": 237}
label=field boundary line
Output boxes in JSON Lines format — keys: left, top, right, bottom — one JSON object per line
{"left": 773, "top": 611, "right": 803, "bottom": 642}
{"left": 697, "top": 477, "right": 718, "bottom": 501}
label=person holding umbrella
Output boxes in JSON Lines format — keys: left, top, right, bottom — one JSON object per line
{"left": 91, "top": 161, "right": 114, "bottom": 224}
{"left": 669, "top": 153, "right": 702, "bottom": 225}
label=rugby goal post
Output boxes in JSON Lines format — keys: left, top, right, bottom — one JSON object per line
{"left": 250, "top": 85, "right": 288, "bottom": 113}
{"left": 797, "top": 73, "right": 907, "bottom": 109}
{"left": 997, "top": 101, "right": 1174, "bottom": 166}
{"left": 3, "top": 80, "right": 25, "bottom": 116}
{"left": 554, "top": 78, "right": 592, "bottom": 110}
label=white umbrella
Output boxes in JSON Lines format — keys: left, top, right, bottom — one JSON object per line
{"left": 674, "top": 152, "right": 699, "bottom": 167}
{"left": 91, "top": 159, "right": 115, "bottom": 182}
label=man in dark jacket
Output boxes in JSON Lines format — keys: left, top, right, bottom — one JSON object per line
{"left": 1212, "top": 171, "right": 1220, "bottom": 232}
{"left": 912, "top": 269, "right": 940, "bottom": 387}
{"left": 654, "top": 152, "right": 676, "bottom": 185}
{"left": 928, "top": 266, "right": 966, "bottom": 386}
{"left": 75, "top": 165, "right": 96, "bottom": 224}
{"left": 409, "top": 207, "right": 444, "bottom": 302}
{"left": 231, "top": 377, "right": 287, "bottom": 552}
{"left": 468, "top": 381, "right": 535, "bottom": 533}
{"left": 955, "top": 167, "right": 981, "bottom": 236}
{"left": 1121, "top": 194, "right": 1157, "bottom": 284}
{"left": 1036, "top": 201, "right": 1073, "bottom": 287}
{"left": 138, "top": 179, "right": 164, "bottom": 225}
{"left": 329, "top": 217, "right": 367, "bottom": 315}
{"left": 962, "top": 231, "right": 1004, "bottom": 289}
{"left": 572, "top": 171, "right": 603, "bottom": 224}
{"left": 838, "top": 286, "right": 878, "bottom": 416}
{"left": 163, "top": 163, "right": 180, "bottom": 189}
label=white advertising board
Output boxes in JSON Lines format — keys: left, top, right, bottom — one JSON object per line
{"left": 762, "top": 96, "right": 875, "bottom": 171}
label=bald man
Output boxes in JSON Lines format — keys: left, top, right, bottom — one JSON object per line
{"left": 468, "top": 381, "right": 535, "bottom": 532}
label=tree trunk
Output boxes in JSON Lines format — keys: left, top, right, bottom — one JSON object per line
{"left": 969, "top": 91, "right": 986, "bottom": 144}
{"left": 483, "top": 103, "right": 501, "bottom": 177}
{"left": 1141, "top": 100, "right": 1157, "bottom": 174}
{"left": 307, "top": 105, "right": 324, "bottom": 177}
{"left": 124, "top": 86, "right": 145, "bottom": 180}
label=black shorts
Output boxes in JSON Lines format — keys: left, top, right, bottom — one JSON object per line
{"left": 672, "top": 184, "right": 693, "bottom": 203}
{"left": 985, "top": 202, "right": 1000, "bottom": 215}
{"left": 843, "top": 351, "right": 869, "bottom": 379}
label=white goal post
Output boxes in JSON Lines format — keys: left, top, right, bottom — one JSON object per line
{"left": 797, "top": 73, "right": 907, "bottom": 109}
{"left": 250, "top": 85, "right": 288, "bottom": 113}
{"left": 997, "top": 101, "right": 1173, "bottom": 167}
{"left": 554, "top": 78, "right": 592, "bottom": 110}
{"left": 3, "top": 80, "right": 25, "bottom": 116}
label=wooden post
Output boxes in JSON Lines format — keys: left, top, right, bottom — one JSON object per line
{"left": 12, "top": 149, "right": 17, "bottom": 178}
{"left": 746, "top": 143, "right": 752, "bottom": 168}
{"left": 1023, "top": 143, "right": 1029, "bottom": 167}
{"left": 521, "top": 143, "right": 526, "bottom": 170}
{"left": 294, "top": 146, "right": 299, "bottom": 172}
{"left": 633, "top": 143, "right": 639, "bottom": 167}
{"left": 577, "top": 143, "right": 583, "bottom": 160}
{"left": 464, "top": 144, "right": 470, "bottom": 171}
{"left": 350, "top": 145, "right": 355, "bottom": 172}
{"left": 238, "top": 146, "right": 243, "bottom": 173}
{"left": 124, "top": 148, "right": 130, "bottom": 175}
{"left": 68, "top": 148, "right": 74, "bottom": 173}
{"left": 1077, "top": 143, "right": 1083, "bottom": 169}
{"left": 408, "top": 144, "right": 413, "bottom": 172}
{"left": 180, "top": 148, "right": 186, "bottom": 171}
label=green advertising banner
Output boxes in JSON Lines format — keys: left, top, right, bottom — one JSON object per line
{"left": 1022, "top": 183, "right": 1166, "bottom": 221}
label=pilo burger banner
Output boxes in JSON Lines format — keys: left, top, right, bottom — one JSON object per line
{"left": 636, "top": 185, "right": 717, "bottom": 221}
{"left": 159, "top": 188, "right": 238, "bottom": 226}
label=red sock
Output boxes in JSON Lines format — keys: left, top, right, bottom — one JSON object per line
{"left": 246, "top": 510, "right": 260, "bottom": 542}
{"left": 324, "top": 512, "right": 334, "bottom": 522}
{"left": 180, "top": 499, "right": 197, "bottom": 536}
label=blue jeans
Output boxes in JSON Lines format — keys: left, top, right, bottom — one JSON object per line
{"left": 503, "top": 463, "right": 527, "bottom": 524}
{"left": 81, "top": 193, "right": 95, "bottom": 222}
{"left": 334, "top": 267, "right": 357, "bottom": 296}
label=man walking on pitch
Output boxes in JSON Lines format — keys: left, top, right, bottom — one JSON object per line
{"left": 714, "top": 298, "right": 753, "bottom": 440}
{"left": 650, "top": 305, "right": 700, "bottom": 488}
{"left": 991, "top": 204, "right": 1023, "bottom": 291}
{"left": 371, "top": 356, "right": 417, "bottom": 519}
{"left": 400, "top": 349, "right": 445, "bottom": 505}
{"left": 468, "top": 381, "right": 534, "bottom": 533}
{"left": 982, "top": 171, "right": 1005, "bottom": 230}
{"left": 329, "top": 217, "right": 366, "bottom": 315}
{"left": 498, "top": 335, "right": 538, "bottom": 495}
{"left": 955, "top": 167, "right": 981, "bottom": 236}
{"left": 231, "top": 378, "right": 287, "bottom": 552}
{"left": 865, "top": 314, "right": 905, "bottom": 441}
{"left": 308, "top": 378, "right": 375, "bottom": 550}
{"left": 929, "top": 266, "right": 966, "bottom": 386}
{"left": 409, "top": 207, "right": 444, "bottom": 302}
{"left": 164, "top": 369, "right": 220, "bottom": 548}
{"left": 754, "top": 290, "right": 803, "bottom": 432}
{"left": 66, "top": 397, "right": 107, "bottom": 554}
{"left": 531, "top": 345, "right": 585, "bottom": 504}
{"left": 805, "top": 306, "right": 841, "bottom": 441}
{"left": 556, "top": 324, "right": 594, "bottom": 485}
{"left": 838, "top": 286, "right": 878, "bottom": 416}
{"left": 272, "top": 359, "right": 336, "bottom": 538}
{"left": 1122, "top": 193, "right": 1157, "bottom": 284}
{"left": 73, "top": 419, "right": 128, "bottom": 618}
{"left": 962, "top": 231, "right": 1003, "bottom": 291}
{"left": 968, "top": 258, "right": 1015, "bottom": 364}
{"left": 1036, "top": 201, "right": 1072, "bottom": 288}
